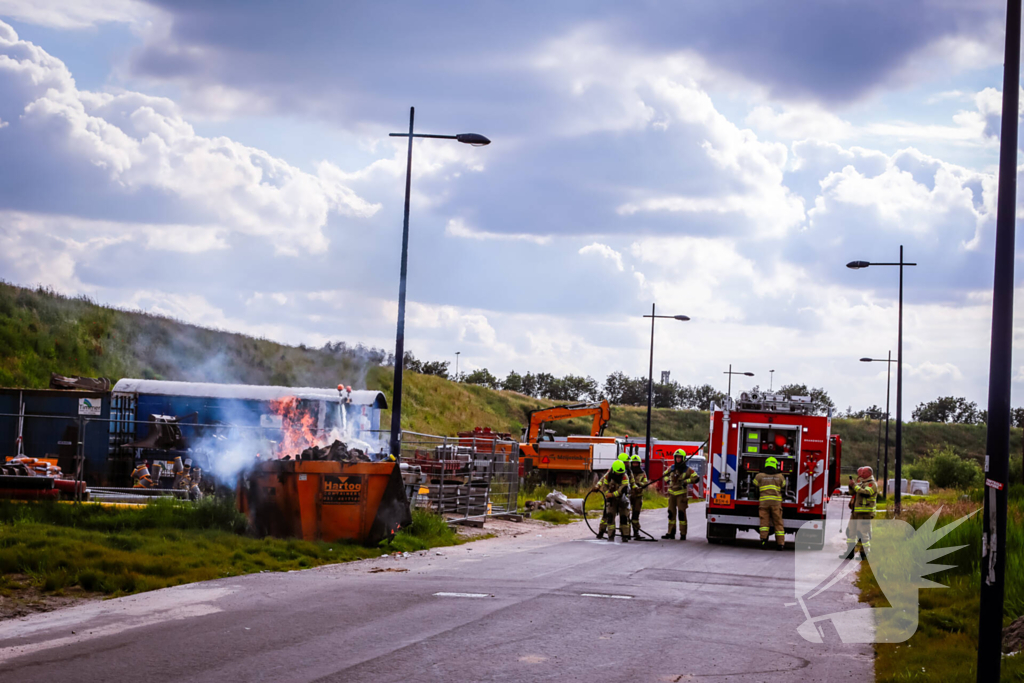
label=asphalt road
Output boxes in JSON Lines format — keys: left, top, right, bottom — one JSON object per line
{"left": 0, "top": 500, "right": 874, "bottom": 682}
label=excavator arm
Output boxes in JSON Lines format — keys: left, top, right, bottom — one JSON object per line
{"left": 522, "top": 401, "right": 611, "bottom": 443}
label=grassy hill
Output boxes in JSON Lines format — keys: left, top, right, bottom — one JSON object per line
{"left": 2, "top": 282, "right": 1021, "bottom": 480}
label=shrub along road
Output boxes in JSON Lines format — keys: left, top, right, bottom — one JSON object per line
{"left": 0, "top": 503, "right": 873, "bottom": 682}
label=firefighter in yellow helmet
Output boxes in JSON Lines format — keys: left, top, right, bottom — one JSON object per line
{"left": 842, "top": 466, "right": 877, "bottom": 560}
{"left": 663, "top": 449, "right": 699, "bottom": 540}
{"left": 590, "top": 460, "right": 631, "bottom": 542}
{"left": 617, "top": 452, "right": 633, "bottom": 485}
{"left": 627, "top": 454, "right": 648, "bottom": 539}
{"left": 754, "top": 457, "right": 786, "bottom": 549}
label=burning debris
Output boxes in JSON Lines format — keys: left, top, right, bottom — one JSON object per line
{"left": 283, "top": 439, "right": 370, "bottom": 463}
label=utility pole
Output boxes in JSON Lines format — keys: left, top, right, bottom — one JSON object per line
{"left": 977, "top": 1, "right": 1019, "bottom": 679}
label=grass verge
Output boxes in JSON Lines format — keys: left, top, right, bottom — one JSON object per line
{"left": 0, "top": 498, "right": 463, "bottom": 600}
{"left": 857, "top": 485, "right": 1024, "bottom": 682}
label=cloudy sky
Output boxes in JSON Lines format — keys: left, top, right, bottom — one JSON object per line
{"left": 0, "top": 0, "right": 1019, "bottom": 413}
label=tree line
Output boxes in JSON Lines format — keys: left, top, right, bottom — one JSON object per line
{"left": 392, "top": 351, "right": 838, "bottom": 413}
{"left": 329, "top": 345, "right": 1008, "bottom": 424}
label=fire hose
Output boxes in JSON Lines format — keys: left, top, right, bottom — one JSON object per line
{"left": 582, "top": 489, "right": 658, "bottom": 542}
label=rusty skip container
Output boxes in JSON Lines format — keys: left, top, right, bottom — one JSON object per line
{"left": 240, "top": 460, "right": 412, "bottom": 545}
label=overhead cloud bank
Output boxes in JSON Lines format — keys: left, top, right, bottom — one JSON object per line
{"left": 0, "top": 5, "right": 1019, "bottom": 413}
{"left": 0, "top": 20, "right": 379, "bottom": 255}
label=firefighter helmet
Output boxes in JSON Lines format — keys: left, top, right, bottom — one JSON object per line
{"left": 629, "top": 454, "right": 642, "bottom": 464}
{"left": 764, "top": 457, "right": 779, "bottom": 471}
{"left": 674, "top": 448, "right": 686, "bottom": 459}
{"left": 857, "top": 466, "right": 873, "bottom": 479}
{"left": 618, "top": 453, "right": 630, "bottom": 462}
{"left": 611, "top": 460, "right": 627, "bottom": 474}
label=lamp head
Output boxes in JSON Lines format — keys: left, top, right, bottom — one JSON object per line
{"left": 847, "top": 260, "right": 870, "bottom": 269}
{"left": 456, "top": 133, "right": 490, "bottom": 146}
{"left": 860, "top": 357, "right": 873, "bottom": 362}
{"left": 673, "top": 315, "right": 691, "bottom": 321}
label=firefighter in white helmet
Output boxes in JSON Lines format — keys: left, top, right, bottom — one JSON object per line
{"left": 841, "top": 466, "right": 877, "bottom": 560}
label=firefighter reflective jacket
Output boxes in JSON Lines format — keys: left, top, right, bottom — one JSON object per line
{"left": 629, "top": 468, "right": 648, "bottom": 498}
{"left": 852, "top": 478, "right": 878, "bottom": 516}
{"left": 596, "top": 472, "right": 629, "bottom": 498}
{"left": 753, "top": 472, "right": 785, "bottom": 506}
{"left": 666, "top": 466, "right": 698, "bottom": 497}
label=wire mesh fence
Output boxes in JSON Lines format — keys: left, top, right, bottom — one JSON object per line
{"left": 399, "top": 430, "right": 520, "bottom": 522}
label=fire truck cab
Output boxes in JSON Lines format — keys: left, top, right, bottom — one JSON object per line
{"left": 705, "top": 392, "right": 841, "bottom": 550}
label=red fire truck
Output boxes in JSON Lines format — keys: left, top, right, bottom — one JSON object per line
{"left": 705, "top": 392, "right": 841, "bottom": 550}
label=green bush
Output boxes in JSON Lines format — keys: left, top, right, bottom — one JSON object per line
{"left": 907, "top": 444, "right": 982, "bottom": 490}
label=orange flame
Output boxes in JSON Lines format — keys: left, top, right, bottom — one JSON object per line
{"left": 269, "top": 396, "right": 322, "bottom": 458}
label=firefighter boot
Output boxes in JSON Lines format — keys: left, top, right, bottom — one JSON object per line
{"left": 607, "top": 529, "right": 616, "bottom": 542}
{"left": 839, "top": 544, "right": 856, "bottom": 560}
{"left": 631, "top": 523, "right": 642, "bottom": 540}
{"left": 620, "top": 528, "right": 630, "bottom": 543}
{"left": 662, "top": 520, "right": 676, "bottom": 539}
{"left": 680, "top": 525, "right": 687, "bottom": 541}
{"left": 596, "top": 529, "right": 605, "bottom": 539}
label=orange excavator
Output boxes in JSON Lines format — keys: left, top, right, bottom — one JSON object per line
{"left": 519, "top": 401, "right": 618, "bottom": 484}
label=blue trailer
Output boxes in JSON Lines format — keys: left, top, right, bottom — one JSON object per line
{"left": 0, "top": 388, "right": 111, "bottom": 482}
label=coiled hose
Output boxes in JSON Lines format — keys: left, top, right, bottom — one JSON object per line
{"left": 582, "top": 489, "right": 658, "bottom": 541}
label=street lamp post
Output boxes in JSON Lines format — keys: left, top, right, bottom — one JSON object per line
{"left": 847, "top": 249, "right": 916, "bottom": 514}
{"left": 387, "top": 108, "right": 490, "bottom": 457}
{"left": 642, "top": 304, "right": 690, "bottom": 473}
{"left": 769, "top": 369, "right": 775, "bottom": 392}
{"left": 455, "top": 351, "right": 460, "bottom": 382}
{"left": 860, "top": 353, "right": 895, "bottom": 496}
{"left": 723, "top": 364, "right": 755, "bottom": 405}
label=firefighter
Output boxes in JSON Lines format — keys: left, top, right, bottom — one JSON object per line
{"left": 617, "top": 452, "right": 633, "bottom": 485}
{"left": 627, "top": 454, "right": 648, "bottom": 539}
{"left": 754, "top": 456, "right": 786, "bottom": 550}
{"left": 662, "top": 449, "right": 698, "bottom": 540}
{"left": 841, "top": 466, "right": 877, "bottom": 560}
{"left": 591, "top": 460, "right": 631, "bottom": 542}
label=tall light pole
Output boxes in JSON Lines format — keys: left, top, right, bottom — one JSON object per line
{"left": 769, "top": 369, "right": 775, "bottom": 392}
{"left": 642, "top": 304, "right": 690, "bottom": 473}
{"left": 847, "top": 249, "right": 916, "bottom": 514}
{"left": 723, "top": 364, "right": 754, "bottom": 405}
{"left": 861, "top": 353, "right": 894, "bottom": 496}
{"left": 977, "top": 1, "right": 1020, "bottom": 678}
{"left": 387, "top": 108, "right": 490, "bottom": 457}
{"left": 455, "top": 351, "right": 460, "bottom": 382}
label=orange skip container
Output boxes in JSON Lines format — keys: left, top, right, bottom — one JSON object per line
{"left": 239, "top": 460, "right": 412, "bottom": 545}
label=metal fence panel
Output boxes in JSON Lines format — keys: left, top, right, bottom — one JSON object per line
{"left": 400, "top": 431, "right": 519, "bottom": 521}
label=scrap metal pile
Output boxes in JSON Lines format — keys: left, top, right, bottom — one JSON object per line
{"left": 0, "top": 456, "right": 86, "bottom": 500}
{"left": 523, "top": 490, "right": 583, "bottom": 515}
